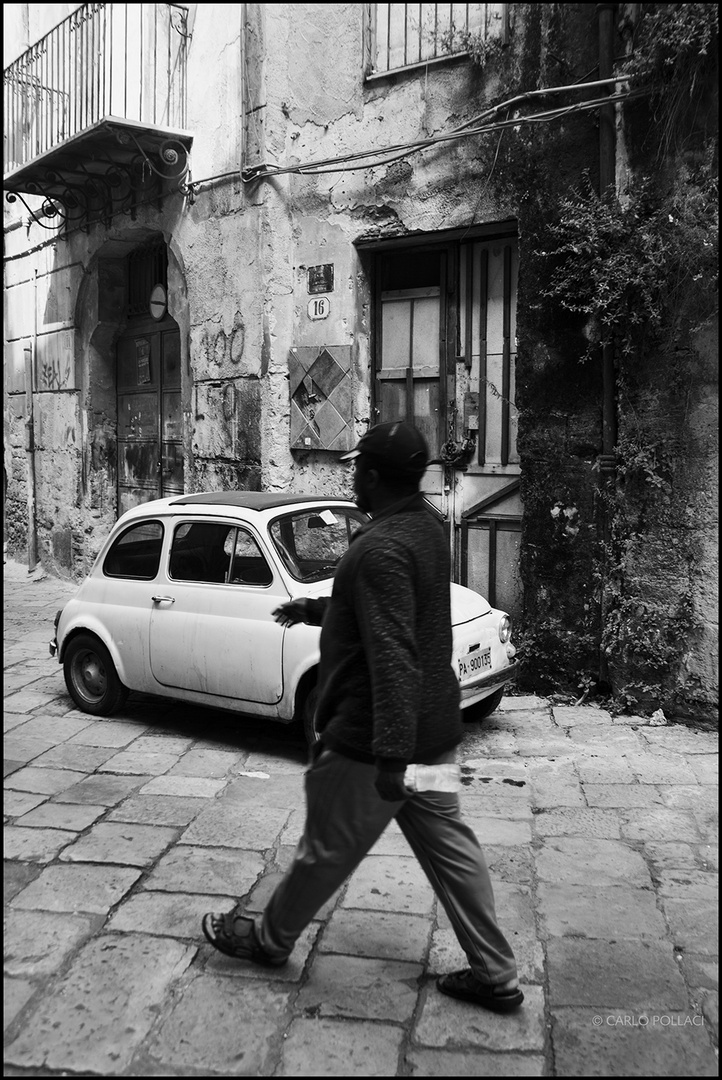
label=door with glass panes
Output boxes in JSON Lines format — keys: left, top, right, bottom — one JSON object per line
{"left": 373, "top": 235, "right": 522, "bottom": 619}
{"left": 374, "top": 247, "right": 449, "bottom": 501}
{"left": 117, "top": 314, "right": 183, "bottom": 516}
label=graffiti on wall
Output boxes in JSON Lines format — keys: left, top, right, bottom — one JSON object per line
{"left": 37, "top": 330, "right": 74, "bottom": 391}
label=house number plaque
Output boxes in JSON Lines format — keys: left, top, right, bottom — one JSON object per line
{"left": 307, "top": 296, "right": 330, "bottom": 320}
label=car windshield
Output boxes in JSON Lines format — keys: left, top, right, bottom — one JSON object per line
{"left": 269, "top": 506, "right": 367, "bottom": 582}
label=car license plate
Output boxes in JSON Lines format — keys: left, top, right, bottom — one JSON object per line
{"left": 458, "top": 647, "right": 491, "bottom": 682}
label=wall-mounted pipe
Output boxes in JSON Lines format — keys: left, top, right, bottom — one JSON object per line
{"left": 597, "top": 3, "right": 618, "bottom": 689}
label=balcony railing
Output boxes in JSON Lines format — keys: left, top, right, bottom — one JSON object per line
{"left": 4, "top": 2, "right": 189, "bottom": 175}
{"left": 368, "top": 3, "right": 507, "bottom": 77}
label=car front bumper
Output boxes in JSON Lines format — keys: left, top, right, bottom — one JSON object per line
{"left": 459, "top": 658, "right": 519, "bottom": 706}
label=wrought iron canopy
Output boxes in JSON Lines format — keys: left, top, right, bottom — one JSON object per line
{"left": 4, "top": 116, "right": 192, "bottom": 232}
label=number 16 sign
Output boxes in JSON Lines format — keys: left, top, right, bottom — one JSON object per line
{"left": 307, "top": 296, "right": 330, "bottom": 320}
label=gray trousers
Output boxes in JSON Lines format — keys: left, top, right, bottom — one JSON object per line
{"left": 257, "top": 746, "right": 518, "bottom": 985}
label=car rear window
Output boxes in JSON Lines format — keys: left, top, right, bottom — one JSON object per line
{"left": 103, "top": 521, "right": 164, "bottom": 580}
{"left": 269, "top": 507, "right": 367, "bottom": 582}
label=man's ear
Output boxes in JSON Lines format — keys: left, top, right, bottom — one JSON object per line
{"left": 364, "top": 467, "right": 380, "bottom": 490}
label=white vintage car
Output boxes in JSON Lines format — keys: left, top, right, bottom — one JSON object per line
{"left": 50, "top": 493, "right": 518, "bottom": 744}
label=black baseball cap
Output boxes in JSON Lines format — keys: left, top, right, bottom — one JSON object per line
{"left": 340, "top": 420, "right": 429, "bottom": 476}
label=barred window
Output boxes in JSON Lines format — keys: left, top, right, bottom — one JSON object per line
{"left": 368, "top": 3, "right": 507, "bottom": 76}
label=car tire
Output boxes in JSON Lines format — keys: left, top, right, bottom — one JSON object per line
{"left": 301, "top": 682, "right": 320, "bottom": 748}
{"left": 463, "top": 687, "right": 504, "bottom": 723}
{"left": 64, "top": 633, "right": 129, "bottom": 716}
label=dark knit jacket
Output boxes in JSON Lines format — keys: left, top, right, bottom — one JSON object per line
{"left": 306, "top": 493, "right": 462, "bottom": 769}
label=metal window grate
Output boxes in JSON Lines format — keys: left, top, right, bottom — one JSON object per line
{"left": 127, "top": 239, "right": 167, "bottom": 318}
{"left": 369, "top": 3, "right": 507, "bottom": 76}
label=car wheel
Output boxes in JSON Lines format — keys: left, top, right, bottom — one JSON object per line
{"left": 301, "top": 682, "right": 321, "bottom": 748}
{"left": 463, "top": 687, "right": 504, "bottom": 723}
{"left": 64, "top": 634, "right": 129, "bottom": 716}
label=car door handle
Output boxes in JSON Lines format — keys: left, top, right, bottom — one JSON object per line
{"left": 151, "top": 595, "right": 176, "bottom": 604}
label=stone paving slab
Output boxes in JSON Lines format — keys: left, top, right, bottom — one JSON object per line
{"left": 278, "top": 1016, "right": 405, "bottom": 1077}
{"left": 414, "top": 983, "right": 545, "bottom": 1051}
{"left": 7, "top": 715, "right": 94, "bottom": 742}
{"left": 3, "top": 863, "right": 42, "bottom": 906}
{"left": 405, "top": 1048, "right": 546, "bottom": 1076}
{"left": 105, "top": 793, "right": 208, "bottom": 826}
{"left": 550, "top": 1006, "right": 718, "bottom": 1076}
{"left": 3, "top": 825, "right": 77, "bottom": 862}
{"left": 138, "top": 972, "right": 291, "bottom": 1075}
{"left": 535, "top": 837, "right": 652, "bottom": 887}
{"left": 4, "top": 909, "right": 99, "bottom": 977}
{"left": 294, "top": 954, "right": 423, "bottom": 1022}
{"left": 10, "top": 862, "right": 142, "bottom": 914}
{"left": 3, "top": 789, "right": 48, "bottom": 817}
{"left": 319, "top": 909, "right": 431, "bottom": 962}
{"left": 429, "top": 924, "right": 546, "bottom": 985}
{"left": 97, "top": 748, "right": 184, "bottom": 775}
{"left": 4, "top": 934, "right": 195, "bottom": 1075}
{"left": 3, "top": 736, "right": 64, "bottom": 765}
{"left": 53, "top": 772, "right": 153, "bottom": 805}
{"left": 138, "top": 774, "right": 228, "bottom": 798}
{"left": 532, "top": 807, "right": 622, "bottom": 839}
{"left": 14, "top": 800, "right": 106, "bottom": 832}
{"left": 141, "top": 843, "right": 264, "bottom": 896}
{"left": 180, "top": 802, "right": 292, "bottom": 848}
{"left": 30, "top": 742, "right": 121, "bottom": 771}
{"left": 59, "top": 821, "right": 179, "bottom": 867}
{"left": 661, "top": 898, "right": 719, "bottom": 954}
{"left": 546, "top": 938, "right": 689, "bottom": 1010}
{"left": 4, "top": 765, "right": 90, "bottom": 796}
{"left": 3, "top": 977, "right": 36, "bottom": 1032}
{"left": 342, "top": 855, "right": 435, "bottom": 915}
{"left": 66, "top": 721, "right": 152, "bottom": 747}
{"left": 538, "top": 883, "right": 669, "bottom": 940}
{"left": 106, "top": 889, "right": 238, "bottom": 939}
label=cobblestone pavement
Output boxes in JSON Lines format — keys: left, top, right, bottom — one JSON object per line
{"left": 3, "top": 558, "right": 718, "bottom": 1076}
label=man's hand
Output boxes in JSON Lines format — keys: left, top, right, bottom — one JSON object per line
{"left": 374, "top": 769, "right": 410, "bottom": 802}
{"left": 272, "top": 599, "right": 309, "bottom": 627}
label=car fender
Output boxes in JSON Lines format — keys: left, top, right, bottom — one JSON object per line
{"left": 58, "top": 609, "right": 147, "bottom": 692}
{"left": 280, "top": 622, "right": 322, "bottom": 720}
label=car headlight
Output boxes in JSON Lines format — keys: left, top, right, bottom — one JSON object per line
{"left": 498, "top": 614, "right": 512, "bottom": 643}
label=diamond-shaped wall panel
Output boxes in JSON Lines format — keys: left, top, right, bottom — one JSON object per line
{"left": 288, "top": 345, "right": 353, "bottom": 451}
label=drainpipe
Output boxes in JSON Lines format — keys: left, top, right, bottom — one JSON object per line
{"left": 597, "top": 4, "right": 618, "bottom": 689}
{"left": 24, "top": 337, "right": 38, "bottom": 571}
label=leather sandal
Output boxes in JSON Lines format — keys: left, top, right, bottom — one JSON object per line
{"left": 437, "top": 968, "right": 524, "bottom": 1012}
{"left": 201, "top": 910, "right": 288, "bottom": 967}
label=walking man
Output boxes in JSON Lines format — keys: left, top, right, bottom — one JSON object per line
{"left": 202, "top": 420, "right": 522, "bottom": 1011}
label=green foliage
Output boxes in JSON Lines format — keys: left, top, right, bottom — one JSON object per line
{"left": 445, "top": 29, "right": 506, "bottom": 70}
{"left": 536, "top": 165, "right": 718, "bottom": 359}
{"left": 464, "top": 4, "right": 718, "bottom": 715}
{"left": 621, "top": 3, "right": 719, "bottom": 157}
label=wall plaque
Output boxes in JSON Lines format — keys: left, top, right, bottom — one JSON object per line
{"left": 307, "top": 264, "right": 334, "bottom": 294}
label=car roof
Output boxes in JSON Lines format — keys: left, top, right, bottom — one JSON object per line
{"left": 115, "top": 492, "right": 359, "bottom": 526}
{"left": 169, "top": 492, "right": 347, "bottom": 510}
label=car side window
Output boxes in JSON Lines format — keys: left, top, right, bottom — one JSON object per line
{"left": 169, "top": 522, "right": 272, "bottom": 586}
{"left": 103, "top": 521, "right": 164, "bottom": 580}
{"left": 228, "top": 528, "right": 273, "bottom": 586}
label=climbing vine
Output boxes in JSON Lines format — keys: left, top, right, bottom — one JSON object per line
{"left": 461, "top": 4, "right": 718, "bottom": 715}
{"left": 531, "top": 5, "right": 718, "bottom": 714}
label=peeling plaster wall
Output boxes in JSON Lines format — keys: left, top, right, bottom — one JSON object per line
{"left": 252, "top": 4, "right": 515, "bottom": 499}
{"left": 2, "top": 2, "right": 717, "bottom": 719}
